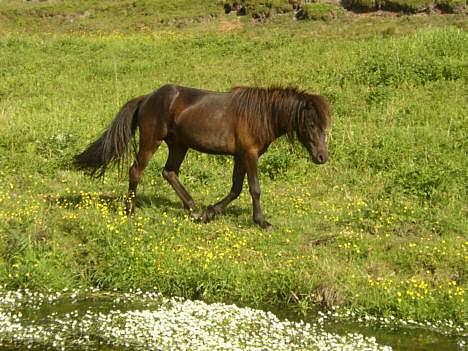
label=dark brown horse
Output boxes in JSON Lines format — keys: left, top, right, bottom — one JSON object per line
{"left": 74, "top": 85, "right": 332, "bottom": 228}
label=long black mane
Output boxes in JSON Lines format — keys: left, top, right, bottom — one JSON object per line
{"left": 230, "top": 86, "right": 331, "bottom": 143}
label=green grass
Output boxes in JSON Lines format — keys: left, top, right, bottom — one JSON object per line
{"left": 0, "top": 2, "right": 466, "bottom": 326}
{"left": 0, "top": 0, "right": 222, "bottom": 33}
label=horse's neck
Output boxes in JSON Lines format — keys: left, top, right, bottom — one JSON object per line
{"left": 271, "top": 112, "right": 294, "bottom": 141}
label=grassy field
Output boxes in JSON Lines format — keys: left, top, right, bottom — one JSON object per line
{"left": 0, "top": 1, "right": 466, "bottom": 326}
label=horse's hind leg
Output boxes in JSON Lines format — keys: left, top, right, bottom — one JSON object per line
{"left": 126, "top": 137, "right": 162, "bottom": 215}
{"left": 202, "top": 156, "right": 245, "bottom": 223}
{"left": 162, "top": 144, "right": 199, "bottom": 216}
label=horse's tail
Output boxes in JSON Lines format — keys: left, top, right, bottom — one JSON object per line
{"left": 73, "top": 95, "right": 147, "bottom": 177}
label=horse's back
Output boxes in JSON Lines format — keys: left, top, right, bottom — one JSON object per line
{"left": 167, "top": 86, "right": 238, "bottom": 154}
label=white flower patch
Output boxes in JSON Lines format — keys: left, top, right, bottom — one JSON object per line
{"left": 1, "top": 288, "right": 466, "bottom": 350}
{"left": 0, "top": 289, "right": 390, "bottom": 350}
{"left": 93, "top": 300, "right": 392, "bottom": 350}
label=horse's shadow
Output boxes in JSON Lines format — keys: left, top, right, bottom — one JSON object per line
{"left": 46, "top": 192, "right": 248, "bottom": 219}
{"left": 137, "top": 195, "right": 250, "bottom": 219}
{"left": 46, "top": 192, "right": 184, "bottom": 212}
{"left": 136, "top": 195, "right": 185, "bottom": 212}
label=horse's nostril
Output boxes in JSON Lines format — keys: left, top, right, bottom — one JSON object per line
{"left": 316, "top": 152, "right": 328, "bottom": 164}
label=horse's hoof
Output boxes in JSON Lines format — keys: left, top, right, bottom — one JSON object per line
{"left": 124, "top": 201, "right": 136, "bottom": 216}
{"left": 190, "top": 211, "right": 203, "bottom": 222}
{"left": 202, "top": 205, "right": 217, "bottom": 223}
{"left": 256, "top": 219, "right": 273, "bottom": 230}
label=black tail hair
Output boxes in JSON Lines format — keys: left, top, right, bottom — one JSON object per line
{"left": 73, "top": 95, "right": 147, "bottom": 177}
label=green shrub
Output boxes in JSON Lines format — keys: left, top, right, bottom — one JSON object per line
{"left": 435, "top": 0, "right": 466, "bottom": 12}
{"left": 342, "top": 0, "right": 378, "bottom": 11}
{"left": 302, "top": 3, "right": 346, "bottom": 20}
{"left": 383, "top": 0, "right": 435, "bottom": 12}
{"left": 238, "top": 0, "right": 293, "bottom": 19}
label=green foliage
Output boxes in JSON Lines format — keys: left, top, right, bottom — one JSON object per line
{"left": 0, "top": 0, "right": 221, "bottom": 32}
{"left": 342, "top": 0, "right": 379, "bottom": 11}
{"left": 341, "top": 0, "right": 466, "bottom": 12}
{"left": 302, "top": 3, "right": 345, "bottom": 20}
{"left": 245, "top": 0, "right": 292, "bottom": 12}
{"left": 384, "top": 0, "right": 435, "bottom": 12}
{"left": 435, "top": 0, "right": 467, "bottom": 12}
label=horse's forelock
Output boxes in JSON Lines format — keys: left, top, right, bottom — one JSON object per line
{"left": 309, "top": 95, "right": 332, "bottom": 130}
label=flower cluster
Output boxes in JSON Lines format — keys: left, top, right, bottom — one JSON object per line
{"left": 0, "top": 289, "right": 392, "bottom": 351}
{"left": 365, "top": 276, "right": 466, "bottom": 305}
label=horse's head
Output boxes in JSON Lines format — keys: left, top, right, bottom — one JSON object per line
{"left": 297, "top": 95, "right": 331, "bottom": 165}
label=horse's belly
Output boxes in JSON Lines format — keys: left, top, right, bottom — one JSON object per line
{"left": 175, "top": 124, "right": 236, "bottom": 155}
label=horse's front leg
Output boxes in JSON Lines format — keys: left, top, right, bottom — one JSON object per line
{"left": 243, "top": 151, "right": 272, "bottom": 229}
{"left": 202, "top": 156, "right": 245, "bottom": 223}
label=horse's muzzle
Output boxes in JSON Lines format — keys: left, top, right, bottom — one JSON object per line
{"left": 311, "top": 150, "right": 328, "bottom": 165}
